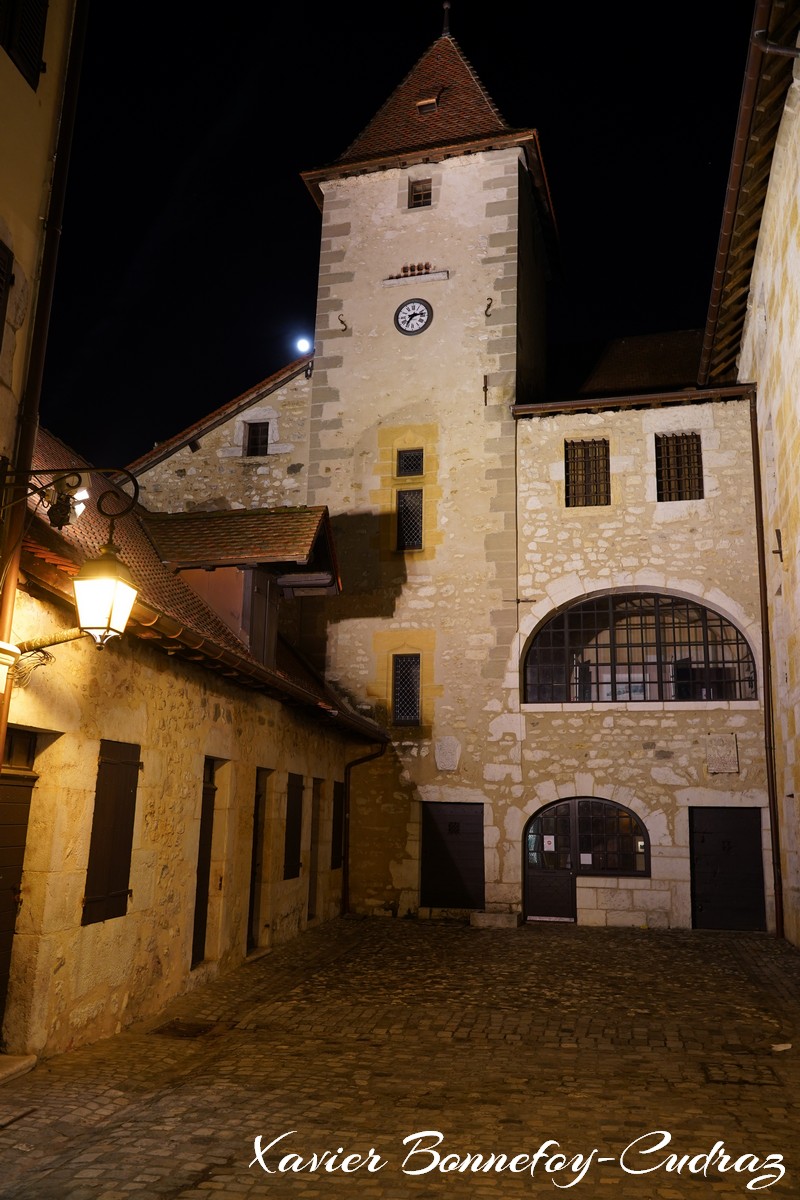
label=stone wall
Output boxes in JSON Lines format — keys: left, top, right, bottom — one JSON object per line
{"left": 739, "top": 65, "right": 800, "bottom": 945}
{"left": 5, "top": 589, "right": 360, "bottom": 1057}
{"left": 134, "top": 372, "right": 312, "bottom": 512}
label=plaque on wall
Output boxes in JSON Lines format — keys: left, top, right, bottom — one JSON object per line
{"left": 435, "top": 737, "right": 462, "bottom": 771}
{"left": 707, "top": 733, "right": 739, "bottom": 774}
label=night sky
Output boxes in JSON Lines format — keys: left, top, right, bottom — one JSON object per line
{"left": 39, "top": 2, "right": 758, "bottom": 467}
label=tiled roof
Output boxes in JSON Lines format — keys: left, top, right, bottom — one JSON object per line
{"left": 337, "top": 35, "right": 508, "bottom": 165}
{"left": 126, "top": 356, "right": 312, "bottom": 476}
{"left": 143, "top": 507, "right": 335, "bottom": 571}
{"left": 22, "top": 429, "right": 384, "bottom": 741}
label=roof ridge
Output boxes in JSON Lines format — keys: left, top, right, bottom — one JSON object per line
{"left": 126, "top": 355, "right": 312, "bottom": 476}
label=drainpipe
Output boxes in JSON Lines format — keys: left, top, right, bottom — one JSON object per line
{"left": 341, "top": 742, "right": 387, "bottom": 915}
{"left": 0, "top": 0, "right": 90, "bottom": 757}
{"left": 750, "top": 392, "right": 783, "bottom": 937}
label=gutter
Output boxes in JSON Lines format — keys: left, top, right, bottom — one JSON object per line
{"left": 749, "top": 395, "right": 783, "bottom": 937}
{"left": 342, "top": 742, "right": 388, "bottom": 914}
{"left": 513, "top": 384, "right": 754, "bottom": 419}
{"left": 697, "top": 0, "right": 775, "bottom": 385}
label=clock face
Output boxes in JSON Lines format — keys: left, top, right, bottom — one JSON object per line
{"left": 394, "top": 298, "right": 433, "bottom": 335}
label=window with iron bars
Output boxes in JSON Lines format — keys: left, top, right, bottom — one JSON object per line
{"left": 655, "top": 432, "right": 703, "bottom": 501}
{"left": 408, "top": 179, "right": 432, "bottom": 208}
{"left": 397, "top": 489, "right": 423, "bottom": 550}
{"left": 523, "top": 593, "right": 756, "bottom": 704}
{"left": 397, "top": 447, "right": 424, "bottom": 476}
{"left": 393, "top": 653, "right": 421, "bottom": 725}
{"left": 564, "top": 439, "right": 610, "bottom": 507}
{"left": 245, "top": 422, "right": 270, "bottom": 457}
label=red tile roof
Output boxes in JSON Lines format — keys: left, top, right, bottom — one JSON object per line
{"left": 337, "top": 35, "right": 508, "bottom": 164}
{"left": 21, "top": 429, "right": 384, "bottom": 741}
{"left": 143, "top": 506, "right": 337, "bottom": 574}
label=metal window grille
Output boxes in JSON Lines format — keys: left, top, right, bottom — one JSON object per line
{"left": 397, "top": 489, "right": 423, "bottom": 550}
{"left": 523, "top": 593, "right": 756, "bottom": 704}
{"left": 655, "top": 433, "right": 704, "bottom": 501}
{"left": 393, "top": 653, "right": 421, "bottom": 725}
{"left": 397, "top": 448, "right": 424, "bottom": 476}
{"left": 564, "top": 439, "right": 610, "bottom": 506}
{"left": 408, "top": 179, "right": 432, "bottom": 208}
{"left": 245, "top": 422, "right": 270, "bottom": 456}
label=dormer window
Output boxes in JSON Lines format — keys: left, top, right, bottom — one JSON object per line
{"left": 415, "top": 96, "right": 438, "bottom": 115}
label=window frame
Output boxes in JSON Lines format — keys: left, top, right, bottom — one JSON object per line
{"left": 655, "top": 432, "right": 704, "bottom": 501}
{"left": 526, "top": 797, "right": 650, "bottom": 878}
{"left": 330, "top": 780, "right": 345, "bottom": 870}
{"left": 408, "top": 178, "right": 433, "bottom": 208}
{"left": 522, "top": 593, "right": 757, "bottom": 705}
{"left": 564, "top": 438, "right": 611, "bottom": 507}
{"left": 392, "top": 653, "right": 421, "bottom": 726}
{"left": 244, "top": 421, "right": 270, "bottom": 457}
{"left": 396, "top": 488, "right": 423, "bottom": 551}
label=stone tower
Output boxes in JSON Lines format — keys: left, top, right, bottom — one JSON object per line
{"left": 299, "top": 25, "right": 558, "bottom": 915}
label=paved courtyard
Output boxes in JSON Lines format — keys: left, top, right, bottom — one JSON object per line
{"left": 0, "top": 917, "right": 798, "bottom": 1198}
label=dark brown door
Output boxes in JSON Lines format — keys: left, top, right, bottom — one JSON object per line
{"left": 690, "top": 806, "right": 766, "bottom": 930}
{"left": 524, "top": 801, "right": 576, "bottom": 921}
{"left": 420, "top": 801, "right": 485, "bottom": 909}
{"left": 191, "top": 758, "right": 216, "bottom": 967}
{"left": 247, "top": 768, "right": 268, "bottom": 951}
{"left": 0, "top": 769, "right": 36, "bottom": 1030}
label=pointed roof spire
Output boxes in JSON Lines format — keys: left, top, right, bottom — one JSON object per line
{"left": 442, "top": 1, "right": 451, "bottom": 36}
{"left": 334, "top": 32, "right": 508, "bottom": 166}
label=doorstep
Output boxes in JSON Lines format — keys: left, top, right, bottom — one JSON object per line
{"left": 470, "top": 911, "right": 522, "bottom": 929}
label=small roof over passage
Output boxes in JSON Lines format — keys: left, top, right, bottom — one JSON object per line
{"left": 142, "top": 506, "right": 341, "bottom": 595}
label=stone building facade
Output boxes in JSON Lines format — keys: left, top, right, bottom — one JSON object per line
{"left": 127, "top": 28, "right": 775, "bottom": 935}
{"left": 735, "top": 30, "right": 800, "bottom": 942}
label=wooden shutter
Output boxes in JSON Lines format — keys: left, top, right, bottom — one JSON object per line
{"left": 1, "top": 0, "right": 48, "bottom": 90}
{"left": 0, "top": 240, "right": 13, "bottom": 351}
{"left": 330, "top": 780, "right": 344, "bottom": 870}
{"left": 82, "top": 740, "right": 141, "bottom": 925}
{"left": 283, "top": 773, "right": 303, "bottom": 879}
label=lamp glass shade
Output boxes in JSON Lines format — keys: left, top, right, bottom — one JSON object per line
{"left": 73, "top": 545, "right": 137, "bottom": 647}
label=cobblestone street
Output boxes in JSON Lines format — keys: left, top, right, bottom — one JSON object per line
{"left": 0, "top": 917, "right": 798, "bottom": 1198}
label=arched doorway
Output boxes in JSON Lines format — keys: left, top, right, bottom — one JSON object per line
{"left": 523, "top": 797, "right": 650, "bottom": 922}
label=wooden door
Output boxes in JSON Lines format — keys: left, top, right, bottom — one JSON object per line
{"left": 420, "top": 802, "right": 485, "bottom": 909}
{"left": 690, "top": 806, "right": 766, "bottom": 930}
{"left": 524, "top": 801, "right": 576, "bottom": 921}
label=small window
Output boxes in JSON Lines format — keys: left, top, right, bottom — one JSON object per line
{"left": 415, "top": 98, "right": 438, "bottom": 116}
{"left": 655, "top": 433, "right": 703, "bottom": 501}
{"left": 565, "top": 439, "right": 610, "bottom": 507}
{"left": 82, "top": 740, "right": 141, "bottom": 925}
{"left": 283, "top": 773, "right": 303, "bottom": 879}
{"left": 397, "top": 489, "right": 423, "bottom": 550}
{"left": 245, "top": 421, "right": 270, "bottom": 457}
{"left": 330, "top": 780, "right": 345, "bottom": 870}
{"left": 393, "top": 653, "right": 421, "bottom": 725}
{"left": 0, "top": 0, "right": 47, "bottom": 90}
{"left": 408, "top": 179, "right": 432, "bottom": 208}
{"left": 397, "top": 447, "right": 424, "bottom": 476}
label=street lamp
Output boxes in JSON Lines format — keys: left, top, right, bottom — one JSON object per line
{"left": 72, "top": 542, "right": 138, "bottom": 647}
{"left": 1, "top": 465, "right": 140, "bottom": 653}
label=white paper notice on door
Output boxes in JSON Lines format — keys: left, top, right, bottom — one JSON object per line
{"left": 543, "top": 835, "right": 555, "bottom": 852}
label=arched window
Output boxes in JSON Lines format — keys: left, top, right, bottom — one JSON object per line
{"left": 526, "top": 798, "right": 650, "bottom": 877}
{"left": 523, "top": 593, "right": 756, "bottom": 703}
